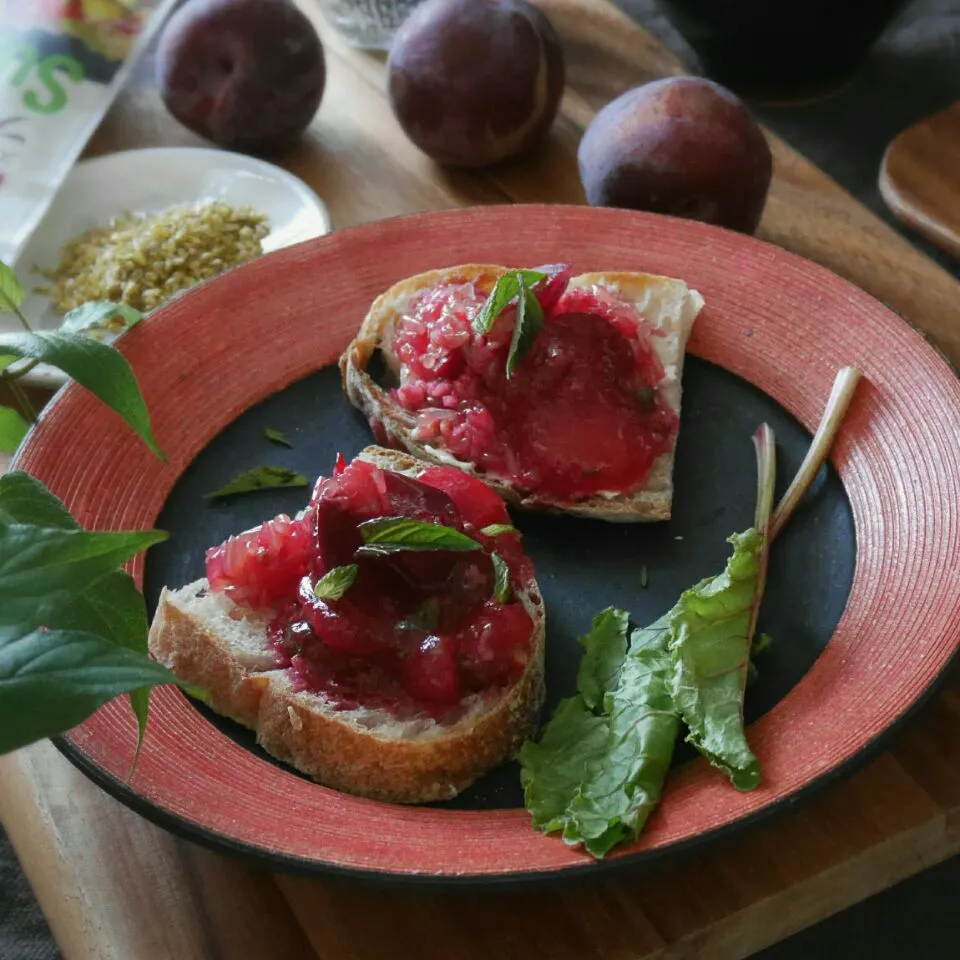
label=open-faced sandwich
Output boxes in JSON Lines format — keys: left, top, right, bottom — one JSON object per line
{"left": 148, "top": 446, "right": 544, "bottom": 803}
{"left": 341, "top": 264, "right": 704, "bottom": 521}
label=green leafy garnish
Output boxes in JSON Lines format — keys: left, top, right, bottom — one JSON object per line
{"left": 480, "top": 523, "right": 518, "bottom": 537}
{"left": 204, "top": 465, "right": 309, "bottom": 501}
{"left": 0, "top": 331, "right": 164, "bottom": 460}
{"left": 472, "top": 269, "right": 547, "bottom": 336}
{"left": 576, "top": 607, "right": 629, "bottom": 711}
{"left": 356, "top": 517, "right": 480, "bottom": 556}
{"left": 0, "top": 471, "right": 76, "bottom": 528}
{"left": 0, "top": 406, "right": 29, "bottom": 453}
{"left": 61, "top": 301, "right": 143, "bottom": 337}
{"left": 491, "top": 551, "right": 511, "bottom": 604}
{"left": 313, "top": 564, "right": 358, "bottom": 601}
{"left": 0, "top": 261, "right": 24, "bottom": 311}
{"left": 506, "top": 285, "right": 545, "bottom": 378}
{"left": 264, "top": 428, "right": 293, "bottom": 448}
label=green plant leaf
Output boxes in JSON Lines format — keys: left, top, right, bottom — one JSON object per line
{"left": 0, "top": 406, "right": 29, "bottom": 453}
{"left": 264, "top": 428, "right": 293, "bottom": 448}
{"left": 667, "top": 529, "right": 764, "bottom": 791}
{"left": 472, "top": 269, "right": 546, "bottom": 336}
{"left": 60, "top": 300, "right": 143, "bottom": 337}
{"left": 313, "top": 564, "right": 358, "bottom": 601}
{"left": 356, "top": 517, "right": 480, "bottom": 556}
{"left": 0, "top": 629, "right": 178, "bottom": 754}
{"left": 0, "top": 356, "right": 16, "bottom": 373}
{"left": 204, "top": 465, "right": 309, "bottom": 500}
{"left": 0, "top": 331, "right": 164, "bottom": 460}
{"left": 0, "top": 261, "right": 24, "bottom": 312}
{"left": 0, "top": 471, "right": 76, "bottom": 529}
{"left": 563, "top": 619, "right": 681, "bottom": 857}
{"left": 0, "top": 524, "right": 166, "bottom": 637}
{"left": 491, "top": 551, "right": 511, "bottom": 604}
{"left": 576, "top": 607, "right": 630, "bottom": 712}
{"left": 519, "top": 695, "right": 610, "bottom": 832}
{"left": 506, "top": 285, "right": 545, "bottom": 378}
{"left": 480, "top": 523, "right": 518, "bottom": 537}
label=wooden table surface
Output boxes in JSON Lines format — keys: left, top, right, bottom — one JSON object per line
{"left": 5, "top": 2, "right": 960, "bottom": 958}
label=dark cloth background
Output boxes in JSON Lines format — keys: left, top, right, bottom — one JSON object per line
{"left": 2, "top": 1, "right": 959, "bottom": 957}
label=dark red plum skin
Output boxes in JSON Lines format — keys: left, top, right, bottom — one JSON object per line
{"left": 578, "top": 77, "right": 773, "bottom": 234}
{"left": 387, "top": 0, "right": 565, "bottom": 167}
{"left": 156, "top": 0, "right": 325, "bottom": 155}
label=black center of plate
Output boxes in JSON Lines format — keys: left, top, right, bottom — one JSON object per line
{"left": 143, "top": 357, "right": 855, "bottom": 810}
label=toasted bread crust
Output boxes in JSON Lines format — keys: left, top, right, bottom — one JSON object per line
{"left": 339, "top": 265, "right": 703, "bottom": 522}
{"left": 148, "top": 445, "right": 546, "bottom": 804}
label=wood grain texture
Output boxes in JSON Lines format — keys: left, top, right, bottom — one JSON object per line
{"left": 3, "top": 0, "right": 960, "bottom": 958}
{"left": 880, "top": 101, "right": 960, "bottom": 260}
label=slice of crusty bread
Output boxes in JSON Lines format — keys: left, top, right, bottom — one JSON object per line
{"left": 148, "top": 445, "right": 546, "bottom": 804}
{"left": 339, "top": 265, "right": 704, "bottom": 522}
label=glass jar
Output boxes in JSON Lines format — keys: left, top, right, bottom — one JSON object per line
{"left": 315, "top": 0, "right": 424, "bottom": 50}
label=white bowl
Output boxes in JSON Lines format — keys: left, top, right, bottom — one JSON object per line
{"left": 10, "top": 146, "right": 332, "bottom": 388}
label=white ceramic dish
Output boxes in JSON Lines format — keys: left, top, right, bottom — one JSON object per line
{"left": 9, "top": 146, "right": 332, "bottom": 388}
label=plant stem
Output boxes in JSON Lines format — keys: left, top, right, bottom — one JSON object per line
{"left": 0, "top": 358, "right": 40, "bottom": 382}
{"left": 8, "top": 380, "right": 37, "bottom": 423}
{"left": 9, "top": 303, "right": 32, "bottom": 333}
{"left": 770, "top": 366, "right": 862, "bottom": 542}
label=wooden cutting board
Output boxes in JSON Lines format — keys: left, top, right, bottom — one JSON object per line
{"left": 4, "top": 2, "right": 960, "bottom": 959}
{"left": 880, "top": 100, "right": 960, "bottom": 260}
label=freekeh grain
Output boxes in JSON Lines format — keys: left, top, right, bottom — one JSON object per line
{"left": 45, "top": 200, "right": 270, "bottom": 314}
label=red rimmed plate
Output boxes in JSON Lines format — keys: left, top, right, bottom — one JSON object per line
{"left": 14, "top": 205, "right": 960, "bottom": 883}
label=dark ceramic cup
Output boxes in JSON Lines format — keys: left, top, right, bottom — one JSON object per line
{"left": 653, "top": 0, "right": 912, "bottom": 101}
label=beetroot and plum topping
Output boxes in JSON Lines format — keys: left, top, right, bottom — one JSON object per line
{"left": 390, "top": 264, "right": 678, "bottom": 500}
{"left": 205, "top": 457, "right": 535, "bottom": 720}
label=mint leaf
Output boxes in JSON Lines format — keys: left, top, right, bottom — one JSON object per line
{"left": 491, "top": 551, "right": 511, "bottom": 603}
{"left": 576, "top": 607, "right": 630, "bottom": 711}
{"left": 0, "top": 629, "right": 178, "bottom": 754}
{"left": 264, "top": 428, "right": 293, "bottom": 448}
{"left": 204, "top": 465, "right": 309, "bottom": 501}
{"left": 0, "top": 524, "right": 166, "bottom": 637}
{"left": 0, "top": 471, "right": 76, "bottom": 529}
{"left": 667, "top": 529, "right": 764, "bottom": 791}
{"left": 61, "top": 301, "right": 143, "bottom": 337}
{"left": 519, "top": 695, "right": 610, "bottom": 832}
{"left": 0, "top": 261, "right": 24, "bottom": 311}
{"left": 313, "top": 564, "right": 358, "bottom": 601}
{"left": 563, "top": 619, "right": 681, "bottom": 856}
{"left": 0, "top": 331, "right": 164, "bottom": 460}
{"left": 0, "top": 406, "right": 29, "bottom": 453}
{"left": 472, "top": 269, "right": 547, "bottom": 336}
{"left": 356, "top": 517, "right": 480, "bottom": 556}
{"left": 506, "top": 285, "right": 545, "bottom": 378}
{"left": 480, "top": 523, "right": 518, "bottom": 537}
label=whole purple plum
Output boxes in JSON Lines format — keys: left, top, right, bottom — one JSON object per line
{"left": 387, "top": 0, "right": 565, "bottom": 167}
{"left": 157, "top": 0, "right": 325, "bottom": 155}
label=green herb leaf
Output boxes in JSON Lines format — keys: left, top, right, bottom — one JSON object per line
{"left": 491, "top": 551, "right": 511, "bottom": 604}
{"left": 480, "top": 523, "right": 518, "bottom": 537}
{"left": 576, "top": 607, "right": 630, "bottom": 712}
{"left": 356, "top": 517, "right": 480, "bottom": 556}
{"left": 0, "top": 406, "right": 29, "bottom": 453}
{"left": 397, "top": 597, "right": 440, "bottom": 633}
{"left": 0, "top": 629, "right": 178, "bottom": 754}
{"left": 0, "top": 261, "right": 24, "bottom": 312}
{"left": 0, "top": 471, "right": 76, "bottom": 529}
{"left": 0, "top": 356, "right": 16, "bottom": 373}
{"left": 0, "top": 524, "right": 166, "bottom": 638}
{"left": 204, "top": 465, "right": 309, "bottom": 501}
{"left": 61, "top": 301, "right": 143, "bottom": 337}
{"left": 472, "top": 270, "right": 547, "bottom": 336}
{"left": 506, "top": 285, "right": 545, "bottom": 378}
{"left": 667, "top": 529, "right": 764, "bottom": 792}
{"left": 563, "top": 619, "right": 681, "bottom": 856}
{"left": 313, "top": 564, "right": 358, "bottom": 601}
{"left": 0, "top": 331, "right": 164, "bottom": 460}
{"left": 519, "top": 695, "right": 610, "bottom": 832}
{"left": 264, "top": 428, "right": 293, "bottom": 448}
